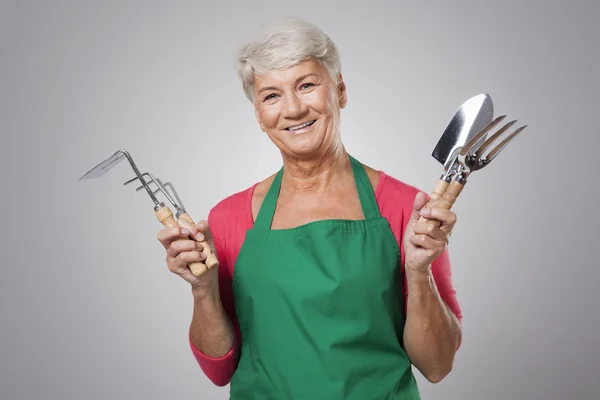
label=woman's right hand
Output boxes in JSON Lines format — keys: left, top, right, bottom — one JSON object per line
{"left": 157, "top": 219, "right": 218, "bottom": 299}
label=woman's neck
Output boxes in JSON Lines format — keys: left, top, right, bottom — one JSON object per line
{"left": 279, "top": 143, "right": 351, "bottom": 194}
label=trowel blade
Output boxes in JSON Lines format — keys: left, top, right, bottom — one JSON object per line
{"left": 432, "top": 93, "right": 494, "bottom": 171}
{"left": 78, "top": 150, "right": 126, "bottom": 180}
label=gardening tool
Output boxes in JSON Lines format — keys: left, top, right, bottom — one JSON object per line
{"left": 429, "top": 93, "right": 494, "bottom": 201}
{"left": 123, "top": 171, "right": 218, "bottom": 276}
{"left": 78, "top": 149, "right": 219, "bottom": 276}
{"left": 425, "top": 114, "right": 528, "bottom": 227}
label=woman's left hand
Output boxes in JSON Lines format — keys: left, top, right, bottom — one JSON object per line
{"left": 403, "top": 191, "right": 457, "bottom": 275}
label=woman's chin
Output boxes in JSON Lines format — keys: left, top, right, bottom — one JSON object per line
{"left": 269, "top": 123, "right": 334, "bottom": 159}
{"left": 284, "top": 143, "right": 329, "bottom": 160}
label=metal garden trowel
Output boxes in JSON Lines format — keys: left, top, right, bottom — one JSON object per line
{"left": 78, "top": 149, "right": 219, "bottom": 276}
{"left": 429, "top": 93, "right": 494, "bottom": 201}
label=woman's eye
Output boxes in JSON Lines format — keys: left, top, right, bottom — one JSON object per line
{"left": 263, "top": 93, "right": 278, "bottom": 101}
{"left": 300, "top": 83, "right": 315, "bottom": 90}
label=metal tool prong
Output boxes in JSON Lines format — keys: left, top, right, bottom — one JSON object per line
{"left": 125, "top": 172, "right": 185, "bottom": 218}
{"left": 455, "top": 115, "right": 506, "bottom": 178}
{"left": 468, "top": 119, "right": 517, "bottom": 164}
{"left": 151, "top": 178, "right": 187, "bottom": 218}
{"left": 474, "top": 125, "right": 528, "bottom": 167}
{"left": 454, "top": 116, "right": 526, "bottom": 183}
{"left": 162, "top": 181, "right": 187, "bottom": 213}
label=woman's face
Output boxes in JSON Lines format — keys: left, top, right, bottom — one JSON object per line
{"left": 252, "top": 58, "right": 347, "bottom": 159}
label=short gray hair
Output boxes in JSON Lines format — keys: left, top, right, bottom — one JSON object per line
{"left": 236, "top": 18, "right": 342, "bottom": 102}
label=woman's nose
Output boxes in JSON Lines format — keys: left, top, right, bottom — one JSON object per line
{"left": 281, "top": 92, "right": 307, "bottom": 119}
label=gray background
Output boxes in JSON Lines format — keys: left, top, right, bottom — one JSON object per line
{"left": 1, "top": 0, "right": 599, "bottom": 399}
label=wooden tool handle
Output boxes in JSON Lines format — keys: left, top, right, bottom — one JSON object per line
{"left": 416, "top": 178, "right": 450, "bottom": 225}
{"left": 438, "top": 179, "right": 464, "bottom": 210}
{"left": 424, "top": 179, "right": 465, "bottom": 227}
{"left": 155, "top": 206, "right": 214, "bottom": 277}
{"left": 177, "top": 212, "right": 220, "bottom": 271}
{"left": 430, "top": 178, "right": 449, "bottom": 201}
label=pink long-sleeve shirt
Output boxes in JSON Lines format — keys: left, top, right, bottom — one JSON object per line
{"left": 189, "top": 170, "right": 463, "bottom": 386}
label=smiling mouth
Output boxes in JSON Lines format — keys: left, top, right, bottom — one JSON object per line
{"left": 285, "top": 120, "right": 316, "bottom": 131}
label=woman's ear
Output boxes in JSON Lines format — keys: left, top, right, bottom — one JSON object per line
{"left": 338, "top": 74, "right": 347, "bottom": 108}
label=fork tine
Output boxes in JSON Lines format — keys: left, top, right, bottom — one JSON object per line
{"left": 142, "top": 174, "right": 181, "bottom": 212}
{"left": 135, "top": 180, "right": 156, "bottom": 192}
{"left": 163, "top": 181, "right": 186, "bottom": 212}
{"left": 135, "top": 183, "right": 160, "bottom": 195}
{"left": 124, "top": 171, "right": 183, "bottom": 212}
{"left": 471, "top": 119, "right": 518, "bottom": 163}
{"left": 481, "top": 125, "right": 527, "bottom": 165}
{"left": 125, "top": 172, "right": 152, "bottom": 186}
{"left": 126, "top": 172, "right": 156, "bottom": 193}
{"left": 460, "top": 115, "right": 507, "bottom": 157}
{"left": 123, "top": 176, "right": 141, "bottom": 185}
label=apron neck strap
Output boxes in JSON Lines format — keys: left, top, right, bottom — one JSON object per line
{"left": 348, "top": 154, "right": 381, "bottom": 220}
{"left": 253, "top": 167, "right": 283, "bottom": 230}
{"left": 253, "top": 154, "right": 381, "bottom": 230}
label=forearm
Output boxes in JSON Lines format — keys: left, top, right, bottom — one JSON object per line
{"left": 403, "top": 268, "right": 462, "bottom": 383}
{"left": 189, "top": 286, "right": 235, "bottom": 358}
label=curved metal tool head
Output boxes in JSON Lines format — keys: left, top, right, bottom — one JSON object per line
{"left": 78, "top": 149, "right": 161, "bottom": 207}
{"left": 432, "top": 93, "right": 494, "bottom": 176}
{"left": 473, "top": 124, "right": 527, "bottom": 168}
{"left": 470, "top": 119, "right": 517, "bottom": 162}
{"left": 456, "top": 115, "right": 527, "bottom": 180}
{"left": 459, "top": 115, "right": 507, "bottom": 161}
{"left": 78, "top": 149, "right": 129, "bottom": 180}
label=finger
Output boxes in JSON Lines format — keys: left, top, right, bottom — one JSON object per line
{"left": 196, "top": 220, "right": 213, "bottom": 242}
{"left": 419, "top": 207, "right": 457, "bottom": 230}
{"left": 177, "top": 218, "right": 205, "bottom": 242}
{"left": 166, "top": 249, "right": 189, "bottom": 274}
{"left": 167, "top": 248, "right": 207, "bottom": 275}
{"left": 166, "top": 239, "right": 204, "bottom": 259}
{"left": 409, "top": 192, "right": 431, "bottom": 225}
{"left": 409, "top": 234, "right": 447, "bottom": 250}
{"left": 157, "top": 226, "right": 191, "bottom": 249}
{"left": 178, "top": 250, "right": 207, "bottom": 266}
{"left": 167, "top": 256, "right": 187, "bottom": 274}
{"left": 412, "top": 222, "right": 449, "bottom": 243}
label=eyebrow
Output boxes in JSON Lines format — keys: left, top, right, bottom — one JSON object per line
{"left": 257, "top": 73, "right": 320, "bottom": 94}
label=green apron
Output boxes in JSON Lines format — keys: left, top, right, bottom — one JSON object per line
{"left": 230, "top": 154, "right": 421, "bottom": 400}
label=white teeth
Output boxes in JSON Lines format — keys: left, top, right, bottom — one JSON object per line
{"left": 288, "top": 120, "right": 315, "bottom": 131}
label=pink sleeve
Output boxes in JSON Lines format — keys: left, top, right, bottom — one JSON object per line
{"left": 188, "top": 204, "right": 242, "bottom": 386}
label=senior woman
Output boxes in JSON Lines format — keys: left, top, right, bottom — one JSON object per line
{"left": 158, "top": 18, "right": 463, "bottom": 399}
